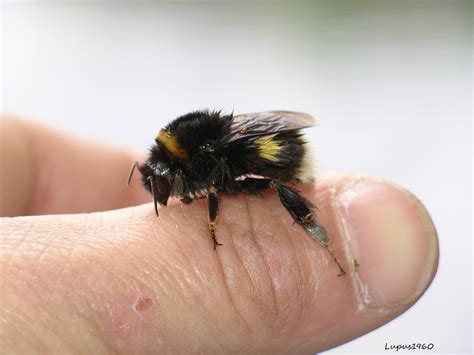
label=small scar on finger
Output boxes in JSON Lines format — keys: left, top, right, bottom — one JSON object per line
{"left": 133, "top": 296, "right": 154, "bottom": 312}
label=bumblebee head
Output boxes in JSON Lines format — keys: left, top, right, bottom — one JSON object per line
{"left": 127, "top": 157, "right": 172, "bottom": 216}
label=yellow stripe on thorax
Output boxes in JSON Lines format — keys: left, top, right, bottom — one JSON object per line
{"left": 255, "top": 136, "right": 281, "bottom": 161}
{"left": 156, "top": 130, "right": 188, "bottom": 159}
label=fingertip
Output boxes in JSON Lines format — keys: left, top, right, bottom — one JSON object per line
{"left": 333, "top": 176, "right": 439, "bottom": 311}
{"left": 269, "top": 175, "right": 439, "bottom": 351}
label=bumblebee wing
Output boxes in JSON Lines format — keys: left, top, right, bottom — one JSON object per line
{"left": 225, "top": 111, "right": 315, "bottom": 144}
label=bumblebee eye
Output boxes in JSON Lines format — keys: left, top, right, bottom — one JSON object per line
{"left": 152, "top": 162, "right": 170, "bottom": 177}
{"left": 199, "top": 143, "right": 214, "bottom": 152}
{"left": 156, "top": 167, "right": 170, "bottom": 177}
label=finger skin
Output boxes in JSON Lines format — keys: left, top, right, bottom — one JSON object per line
{"left": 0, "top": 117, "right": 148, "bottom": 216}
{"left": 0, "top": 118, "right": 35, "bottom": 216}
{"left": 0, "top": 175, "right": 439, "bottom": 354}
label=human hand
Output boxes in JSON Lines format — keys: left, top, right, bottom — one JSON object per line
{"left": 0, "top": 118, "right": 438, "bottom": 353}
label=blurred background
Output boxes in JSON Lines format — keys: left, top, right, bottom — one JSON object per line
{"left": 1, "top": 1, "right": 471, "bottom": 353}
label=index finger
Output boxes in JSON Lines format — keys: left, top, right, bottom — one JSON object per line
{"left": 0, "top": 117, "right": 149, "bottom": 216}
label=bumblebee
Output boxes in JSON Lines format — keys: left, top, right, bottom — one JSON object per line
{"left": 128, "top": 110, "right": 346, "bottom": 276}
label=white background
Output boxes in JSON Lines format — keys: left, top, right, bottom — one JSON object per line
{"left": 2, "top": 1, "right": 472, "bottom": 353}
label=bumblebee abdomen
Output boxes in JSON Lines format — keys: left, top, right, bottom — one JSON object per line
{"left": 229, "top": 131, "right": 315, "bottom": 184}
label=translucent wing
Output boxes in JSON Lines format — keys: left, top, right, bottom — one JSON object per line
{"left": 224, "top": 111, "right": 315, "bottom": 145}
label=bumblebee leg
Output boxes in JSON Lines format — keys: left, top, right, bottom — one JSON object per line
{"left": 147, "top": 176, "right": 159, "bottom": 217}
{"left": 272, "top": 182, "right": 346, "bottom": 276}
{"left": 207, "top": 187, "right": 223, "bottom": 249}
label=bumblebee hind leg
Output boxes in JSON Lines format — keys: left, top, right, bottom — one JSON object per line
{"left": 233, "top": 177, "right": 346, "bottom": 275}
{"left": 272, "top": 181, "right": 346, "bottom": 276}
{"left": 207, "top": 187, "right": 223, "bottom": 249}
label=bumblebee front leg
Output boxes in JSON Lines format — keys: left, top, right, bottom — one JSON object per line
{"left": 207, "top": 187, "right": 223, "bottom": 249}
{"left": 272, "top": 181, "right": 346, "bottom": 276}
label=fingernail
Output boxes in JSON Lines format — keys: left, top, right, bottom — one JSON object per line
{"left": 335, "top": 178, "right": 439, "bottom": 310}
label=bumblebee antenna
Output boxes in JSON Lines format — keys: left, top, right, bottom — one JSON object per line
{"left": 127, "top": 161, "right": 139, "bottom": 186}
{"left": 147, "top": 176, "right": 159, "bottom": 217}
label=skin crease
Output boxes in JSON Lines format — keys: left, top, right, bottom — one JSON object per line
{"left": 0, "top": 118, "right": 439, "bottom": 354}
